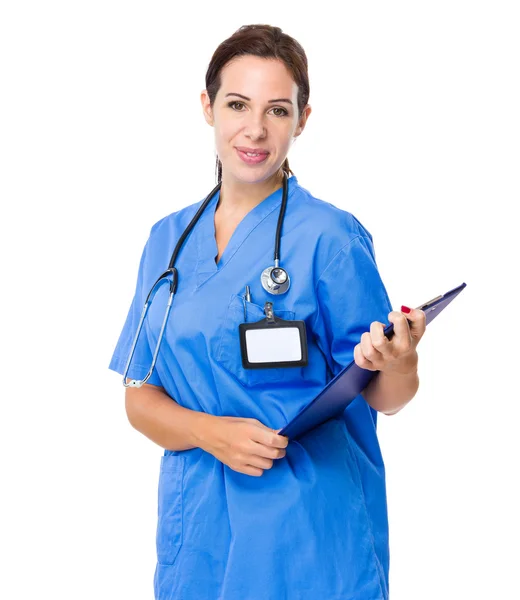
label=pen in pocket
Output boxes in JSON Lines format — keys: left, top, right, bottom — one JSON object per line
{"left": 243, "top": 285, "right": 252, "bottom": 321}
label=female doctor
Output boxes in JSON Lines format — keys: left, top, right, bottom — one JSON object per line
{"left": 109, "top": 24, "right": 426, "bottom": 600}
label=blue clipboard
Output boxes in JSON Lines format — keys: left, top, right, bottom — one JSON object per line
{"left": 278, "top": 282, "right": 467, "bottom": 440}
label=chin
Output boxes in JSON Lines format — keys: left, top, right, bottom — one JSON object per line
{"left": 225, "top": 165, "right": 270, "bottom": 181}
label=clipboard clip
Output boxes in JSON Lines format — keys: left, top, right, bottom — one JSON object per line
{"left": 416, "top": 294, "right": 443, "bottom": 311}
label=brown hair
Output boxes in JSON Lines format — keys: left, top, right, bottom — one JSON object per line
{"left": 204, "top": 24, "right": 310, "bottom": 183}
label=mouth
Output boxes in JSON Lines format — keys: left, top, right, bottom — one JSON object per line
{"left": 235, "top": 147, "right": 270, "bottom": 165}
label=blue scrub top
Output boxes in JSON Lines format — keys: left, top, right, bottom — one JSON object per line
{"left": 109, "top": 175, "right": 394, "bottom": 600}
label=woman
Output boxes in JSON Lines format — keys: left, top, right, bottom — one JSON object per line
{"left": 109, "top": 24, "right": 425, "bottom": 600}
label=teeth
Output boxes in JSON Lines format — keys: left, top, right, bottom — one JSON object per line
{"left": 246, "top": 152, "right": 259, "bottom": 157}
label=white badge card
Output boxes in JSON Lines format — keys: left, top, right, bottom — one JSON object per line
{"left": 238, "top": 302, "right": 308, "bottom": 370}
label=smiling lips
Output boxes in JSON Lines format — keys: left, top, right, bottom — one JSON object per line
{"left": 235, "top": 146, "right": 270, "bottom": 164}
{"left": 235, "top": 146, "right": 269, "bottom": 154}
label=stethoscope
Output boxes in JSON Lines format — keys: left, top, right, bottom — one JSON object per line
{"left": 122, "top": 170, "right": 291, "bottom": 388}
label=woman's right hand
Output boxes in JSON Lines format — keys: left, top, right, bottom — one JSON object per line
{"left": 197, "top": 415, "right": 289, "bottom": 477}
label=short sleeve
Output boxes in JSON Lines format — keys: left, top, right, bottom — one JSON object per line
{"left": 310, "top": 234, "right": 393, "bottom": 380}
{"left": 108, "top": 235, "right": 163, "bottom": 387}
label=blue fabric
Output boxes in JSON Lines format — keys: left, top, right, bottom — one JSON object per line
{"left": 108, "top": 175, "right": 394, "bottom": 600}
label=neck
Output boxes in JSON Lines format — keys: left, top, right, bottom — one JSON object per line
{"left": 217, "top": 169, "right": 285, "bottom": 216}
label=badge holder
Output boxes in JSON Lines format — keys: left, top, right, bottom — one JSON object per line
{"left": 239, "top": 301, "right": 308, "bottom": 370}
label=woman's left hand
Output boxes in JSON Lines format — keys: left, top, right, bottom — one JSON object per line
{"left": 353, "top": 306, "right": 426, "bottom": 375}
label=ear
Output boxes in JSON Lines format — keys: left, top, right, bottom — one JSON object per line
{"left": 200, "top": 90, "right": 214, "bottom": 126}
{"left": 294, "top": 104, "right": 312, "bottom": 138}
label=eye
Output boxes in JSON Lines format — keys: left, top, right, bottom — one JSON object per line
{"left": 227, "top": 101, "right": 289, "bottom": 117}
{"left": 228, "top": 101, "right": 245, "bottom": 111}
{"left": 271, "top": 107, "right": 289, "bottom": 117}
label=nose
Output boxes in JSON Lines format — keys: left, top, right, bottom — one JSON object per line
{"left": 244, "top": 111, "right": 267, "bottom": 140}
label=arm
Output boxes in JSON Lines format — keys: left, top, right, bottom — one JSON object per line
{"left": 124, "top": 381, "right": 288, "bottom": 477}
{"left": 361, "top": 353, "right": 419, "bottom": 415}
{"left": 358, "top": 306, "right": 425, "bottom": 415}
{"left": 125, "top": 381, "right": 213, "bottom": 452}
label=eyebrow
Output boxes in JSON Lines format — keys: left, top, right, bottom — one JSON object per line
{"left": 225, "top": 92, "right": 293, "bottom": 105}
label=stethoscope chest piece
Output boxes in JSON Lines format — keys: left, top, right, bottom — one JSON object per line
{"left": 261, "top": 264, "right": 290, "bottom": 295}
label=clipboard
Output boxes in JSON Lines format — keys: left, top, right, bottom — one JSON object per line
{"left": 278, "top": 282, "right": 467, "bottom": 440}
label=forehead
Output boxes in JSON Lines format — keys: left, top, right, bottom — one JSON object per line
{"left": 219, "top": 55, "right": 297, "bottom": 98}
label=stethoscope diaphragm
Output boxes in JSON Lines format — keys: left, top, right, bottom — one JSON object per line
{"left": 260, "top": 263, "right": 290, "bottom": 295}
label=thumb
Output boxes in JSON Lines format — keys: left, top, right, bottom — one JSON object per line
{"left": 401, "top": 305, "right": 426, "bottom": 341}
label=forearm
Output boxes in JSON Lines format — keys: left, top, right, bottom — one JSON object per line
{"left": 125, "top": 385, "right": 214, "bottom": 451}
{"left": 361, "top": 355, "right": 420, "bottom": 415}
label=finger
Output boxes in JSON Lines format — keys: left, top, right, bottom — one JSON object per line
{"left": 249, "top": 439, "right": 287, "bottom": 460}
{"left": 248, "top": 455, "right": 274, "bottom": 470}
{"left": 274, "top": 428, "right": 289, "bottom": 442}
{"left": 237, "top": 465, "right": 264, "bottom": 477}
{"left": 387, "top": 311, "right": 413, "bottom": 353}
{"left": 369, "top": 320, "right": 394, "bottom": 360}
{"left": 249, "top": 426, "right": 289, "bottom": 449}
{"left": 242, "top": 418, "right": 288, "bottom": 448}
{"left": 401, "top": 306, "right": 427, "bottom": 342}
{"left": 355, "top": 335, "right": 379, "bottom": 371}
{"left": 359, "top": 331, "right": 384, "bottom": 370}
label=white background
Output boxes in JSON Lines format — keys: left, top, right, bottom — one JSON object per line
{"left": 1, "top": 1, "right": 518, "bottom": 598}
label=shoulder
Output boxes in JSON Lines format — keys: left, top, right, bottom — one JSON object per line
{"left": 291, "top": 179, "right": 376, "bottom": 276}
{"left": 143, "top": 194, "right": 209, "bottom": 250}
{"left": 293, "top": 179, "right": 374, "bottom": 242}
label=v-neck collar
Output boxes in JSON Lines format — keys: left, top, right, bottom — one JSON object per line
{"left": 195, "top": 175, "right": 298, "bottom": 288}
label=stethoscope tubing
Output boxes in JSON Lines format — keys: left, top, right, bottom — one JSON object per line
{"left": 122, "top": 170, "right": 289, "bottom": 388}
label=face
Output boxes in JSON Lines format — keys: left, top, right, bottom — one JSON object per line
{"left": 201, "top": 55, "right": 311, "bottom": 184}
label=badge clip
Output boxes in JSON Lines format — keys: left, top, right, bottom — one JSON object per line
{"left": 264, "top": 301, "right": 276, "bottom": 323}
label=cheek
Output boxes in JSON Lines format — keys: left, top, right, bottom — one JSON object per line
{"left": 275, "top": 123, "right": 295, "bottom": 148}
{"left": 214, "top": 119, "right": 294, "bottom": 155}
{"left": 214, "top": 123, "right": 240, "bottom": 154}
{"left": 277, "top": 135, "right": 292, "bottom": 153}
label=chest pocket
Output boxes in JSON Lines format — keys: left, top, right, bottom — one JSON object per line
{"left": 216, "top": 293, "right": 304, "bottom": 387}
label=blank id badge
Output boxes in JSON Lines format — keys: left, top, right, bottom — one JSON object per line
{"left": 239, "top": 301, "right": 308, "bottom": 370}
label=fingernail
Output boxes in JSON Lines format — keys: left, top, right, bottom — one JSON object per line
{"left": 401, "top": 305, "right": 412, "bottom": 314}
